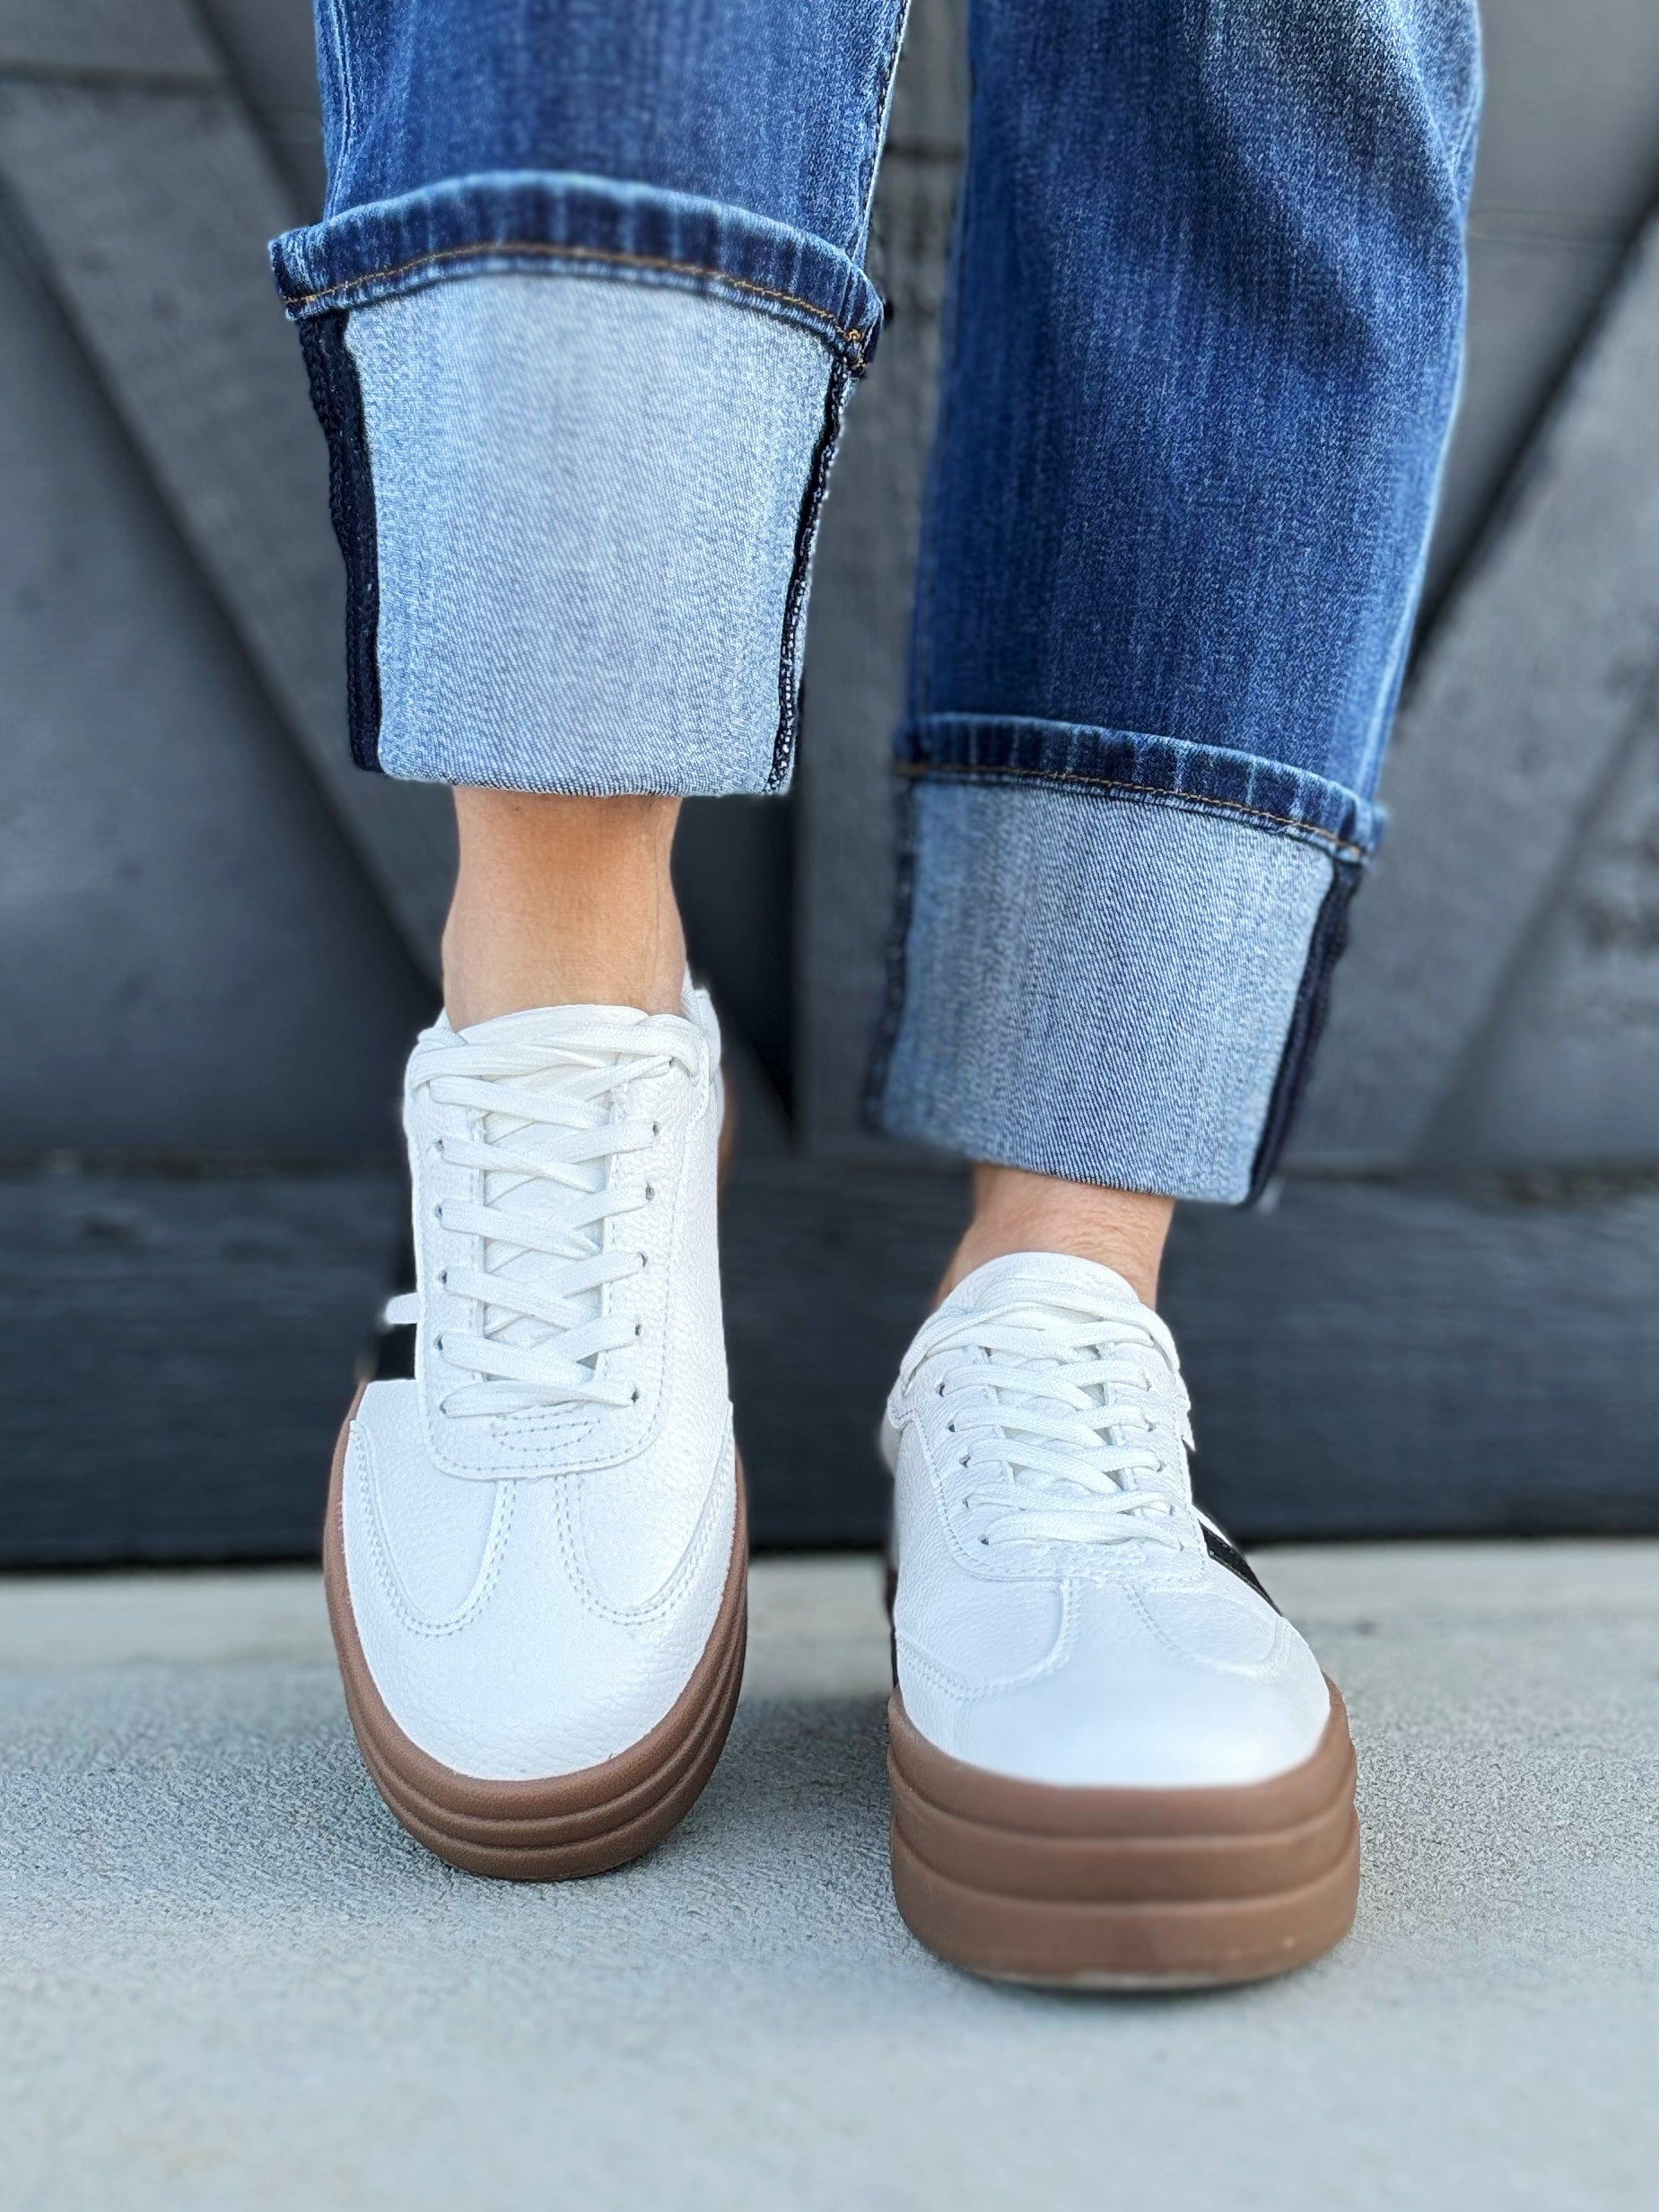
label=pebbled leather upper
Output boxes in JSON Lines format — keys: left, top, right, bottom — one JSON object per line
{"left": 886, "top": 1253, "right": 1332, "bottom": 1788}
{"left": 341, "top": 988, "right": 736, "bottom": 1781}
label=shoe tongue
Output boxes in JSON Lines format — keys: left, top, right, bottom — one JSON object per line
{"left": 450, "top": 1001, "right": 663, "bottom": 1053}
{"left": 942, "top": 1250, "right": 1149, "bottom": 1321}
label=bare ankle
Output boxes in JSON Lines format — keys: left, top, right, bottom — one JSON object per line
{"left": 442, "top": 790, "right": 687, "bottom": 1027}
{"left": 939, "top": 1164, "right": 1174, "bottom": 1309}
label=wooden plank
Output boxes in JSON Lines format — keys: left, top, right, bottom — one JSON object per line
{"left": 0, "top": 1169, "right": 399, "bottom": 1563}
{"left": 1296, "top": 206, "right": 1659, "bottom": 1167}
{"left": 1423, "top": 723, "right": 1659, "bottom": 1165}
{"left": 731, "top": 1166, "right": 1659, "bottom": 1543}
{"left": 1165, "top": 1175, "right": 1659, "bottom": 1541}
{"left": 883, "top": 0, "right": 966, "bottom": 158}
{"left": 1425, "top": 225, "right": 1625, "bottom": 609}
{"left": 0, "top": 0, "right": 216, "bottom": 80}
{"left": 0, "top": 211, "right": 431, "bottom": 1154}
{"left": 0, "top": 70, "right": 455, "bottom": 972}
{"left": 2, "top": 1163, "right": 1655, "bottom": 1563}
{"left": 1470, "top": 0, "right": 1659, "bottom": 240}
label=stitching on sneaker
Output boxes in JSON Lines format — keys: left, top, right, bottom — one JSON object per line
{"left": 552, "top": 1426, "right": 734, "bottom": 1627}
{"left": 355, "top": 1420, "right": 517, "bottom": 1639}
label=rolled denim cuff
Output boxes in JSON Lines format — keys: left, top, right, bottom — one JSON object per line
{"left": 868, "top": 718, "right": 1381, "bottom": 1204}
{"left": 272, "top": 176, "right": 879, "bottom": 793}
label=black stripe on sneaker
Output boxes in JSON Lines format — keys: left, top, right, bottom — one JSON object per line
{"left": 362, "top": 1220, "right": 419, "bottom": 1383}
{"left": 1201, "top": 1521, "right": 1279, "bottom": 1613}
{"left": 370, "top": 1322, "right": 416, "bottom": 1382}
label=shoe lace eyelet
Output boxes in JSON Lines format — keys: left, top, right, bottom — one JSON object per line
{"left": 631, "top": 1386, "right": 642, "bottom": 1404}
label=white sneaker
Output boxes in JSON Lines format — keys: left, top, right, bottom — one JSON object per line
{"left": 883, "top": 1253, "right": 1358, "bottom": 1986}
{"left": 325, "top": 982, "right": 744, "bottom": 1879}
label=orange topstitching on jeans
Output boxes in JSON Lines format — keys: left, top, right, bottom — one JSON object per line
{"left": 288, "top": 239, "right": 875, "bottom": 358}
{"left": 895, "top": 756, "right": 1372, "bottom": 862}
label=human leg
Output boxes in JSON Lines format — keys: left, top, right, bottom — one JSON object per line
{"left": 881, "top": 0, "right": 1480, "bottom": 1982}
{"left": 278, "top": 0, "right": 911, "bottom": 1875}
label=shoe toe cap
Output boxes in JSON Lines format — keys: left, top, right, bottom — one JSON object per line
{"left": 906, "top": 1578, "right": 1333, "bottom": 1789}
{"left": 949, "top": 1653, "right": 1332, "bottom": 1788}
{"left": 338, "top": 1389, "right": 737, "bottom": 1782}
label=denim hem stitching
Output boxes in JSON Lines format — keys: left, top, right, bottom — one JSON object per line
{"left": 297, "top": 313, "right": 381, "bottom": 772}
{"left": 1245, "top": 857, "right": 1365, "bottom": 1202}
{"left": 894, "top": 756, "right": 1373, "bottom": 862}
{"left": 284, "top": 240, "right": 876, "bottom": 363}
{"left": 773, "top": 361, "right": 855, "bottom": 789}
{"left": 861, "top": 774, "right": 921, "bottom": 1132}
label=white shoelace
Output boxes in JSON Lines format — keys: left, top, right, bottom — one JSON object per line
{"left": 397, "top": 1021, "right": 700, "bottom": 1421}
{"left": 903, "top": 1292, "right": 1194, "bottom": 1551}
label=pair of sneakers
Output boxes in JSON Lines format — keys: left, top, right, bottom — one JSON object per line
{"left": 330, "top": 984, "right": 1358, "bottom": 1988}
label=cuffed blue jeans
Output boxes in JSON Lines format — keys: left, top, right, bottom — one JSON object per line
{"left": 273, "top": 0, "right": 1480, "bottom": 1203}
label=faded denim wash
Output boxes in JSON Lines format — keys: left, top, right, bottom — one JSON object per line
{"left": 345, "top": 275, "right": 833, "bottom": 791}
{"left": 275, "top": 0, "right": 1480, "bottom": 1203}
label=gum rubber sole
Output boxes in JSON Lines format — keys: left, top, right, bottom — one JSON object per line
{"left": 325, "top": 1391, "right": 747, "bottom": 1881}
{"left": 888, "top": 1688, "right": 1360, "bottom": 1989}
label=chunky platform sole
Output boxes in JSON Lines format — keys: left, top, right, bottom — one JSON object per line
{"left": 888, "top": 1687, "right": 1359, "bottom": 1989}
{"left": 325, "top": 1395, "right": 747, "bottom": 1882}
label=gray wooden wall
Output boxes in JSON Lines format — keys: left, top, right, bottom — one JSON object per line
{"left": 1, "top": 0, "right": 1655, "bottom": 1561}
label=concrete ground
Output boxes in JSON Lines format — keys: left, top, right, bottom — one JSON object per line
{"left": 1, "top": 1544, "right": 1655, "bottom": 2212}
